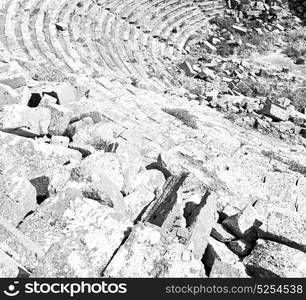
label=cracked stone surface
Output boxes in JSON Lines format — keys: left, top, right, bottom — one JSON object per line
{"left": 0, "top": 0, "right": 306, "bottom": 278}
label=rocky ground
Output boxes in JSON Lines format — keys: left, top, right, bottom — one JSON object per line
{"left": 0, "top": 0, "right": 306, "bottom": 278}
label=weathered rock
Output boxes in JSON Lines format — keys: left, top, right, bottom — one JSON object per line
{"left": 0, "top": 83, "right": 20, "bottom": 107}
{"left": 50, "top": 136, "right": 70, "bottom": 147}
{"left": 115, "top": 141, "right": 144, "bottom": 194}
{"left": 183, "top": 191, "right": 218, "bottom": 259}
{"left": 130, "top": 169, "right": 165, "bottom": 193}
{"left": 0, "top": 249, "right": 30, "bottom": 278}
{"left": 243, "top": 240, "right": 306, "bottom": 277}
{"left": 0, "top": 74, "right": 26, "bottom": 89}
{"left": 0, "top": 104, "right": 51, "bottom": 137}
{"left": 262, "top": 102, "right": 288, "bottom": 121}
{"left": 103, "top": 222, "right": 205, "bottom": 278}
{"left": 0, "top": 132, "right": 81, "bottom": 190}
{"left": 257, "top": 211, "right": 306, "bottom": 253}
{"left": 211, "top": 223, "right": 235, "bottom": 242}
{"left": 40, "top": 100, "right": 73, "bottom": 136}
{"left": 0, "top": 217, "right": 44, "bottom": 272}
{"left": 179, "top": 61, "right": 197, "bottom": 77}
{"left": 70, "top": 153, "right": 130, "bottom": 215}
{"left": 123, "top": 184, "right": 156, "bottom": 221}
{"left": 222, "top": 205, "right": 261, "bottom": 241}
{"left": 0, "top": 174, "right": 37, "bottom": 226}
{"left": 203, "top": 237, "right": 240, "bottom": 269}
{"left": 209, "top": 260, "right": 249, "bottom": 278}
{"left": 43, "top": 82, "right": 76, "bottom": 106}
{"left": 29, "top": 190, "right": 131, "bottom": 277}
{"left": 71, "top": 121, "right": 114, "bottom": 150}
{"left": 228, "top": 239, "right": 253, "bottom": 256}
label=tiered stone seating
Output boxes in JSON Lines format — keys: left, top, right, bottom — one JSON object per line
{"left": 0, "top": 0, "right": 225, "bottom": 88}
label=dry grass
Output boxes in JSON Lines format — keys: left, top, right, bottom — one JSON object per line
{"left": 162, "top": 108, "right": 198, "bottom": 129}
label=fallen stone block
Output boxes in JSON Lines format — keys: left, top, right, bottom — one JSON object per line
{"left": 123, "top": 184, "right": 156, "bottom": 221}
{"left": 228, "top": 239, "right": 253, "bottom": 256}
{"left": 243, "top": 240, "right": 306, "bottom": 277}
{"left": 0, "top": 217, "right": 44, "bottom": 272}
{"left": 27, "top": 188, "right": 131, "bottom": 277}
{"left": 0, "top": 83, "right": 20, "bottom": 107}
{"left": 130, "top": 169, "right": 165, "bottom": 193}
{"left": 182, "top": 191, "right": 218, "bottom": 259}
{"left": 71, "top": 121, "right": 114, "bottom": 150}
{"left": 0, "top": 104, "right": 51, "bottom": 137}
{"left": 0, "top": 174, "right": 37, "bottom": 226}
{"left": 103, "top": 222, "right": 205, "bottom": 278}
{"left": 262, "top": 101, "right": 288, "bottom": 121}
{"left": 179, "top": 61, "right": 197, "bottom": 77}
{"left": 209, "top": 260, "right": 249, "bottom": 278}
{"left": 41, "top": 102, "right": 73, "bottom": 136}
{"left": 0, "top": 249, "right": 30, "bottom": 278}
{"left": 203, "top": 41, "right": 217, "bottom": 53}
{"left": 55, "top": 22, "right": 68, "bottom": 31}
{"left": 50, "top": 136, "right": 70, "bottom": 147}
{"left": 211, "top": 223, "right": 235, "bottom": 242}
{"left": 257, "top": 211, "right": 306, "bottom": 253}
{"left": 0, "top": 131, "right": 81, "bottom": 187}
{"left": 222, "top": 204, "right": 261, "bottom": 241}
{"left": 232, "top": 25, "right": 247, "bottom": 34}
{"left": 42, "top": 82, "right": 76, "bottom": 106}
{"left": 203, "top": 237, "right": 240, "bottom": 269}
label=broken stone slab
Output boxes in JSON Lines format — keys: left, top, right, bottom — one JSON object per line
{"left": 74, "top": 151, "right": 141, "bottom": 194}
{"left": 142, "top": 173, "right": 188, "bottom": 227}
{"left": 243, "top": 240, "right": 306, "bottom": 278}
{"left": 232, "top": 25, "right": 247, "bottom": 34}
{"left": 39, "top": 98, "right": 73, "bottom": 136}
{"left": 42, "top": 82, "right": 76, "bottom": 106}
{"left": 103, "top": 222, "right": 206, "bottom": 278}
{"left": 0, "top": 83, "right": 20, "bottom": 107}
{"left": 203, "top": 237, "right": 240, "bottom": 269}
{"left": 70, "top": 121, "right": 114, "bottom": 150}
{"left": 182, "top": 190, "right": 218, "bottom": 259}
{"left": 0, "top": 249, "right": 30, "bottom": 278}
{"left": 228, "top": 239, "right": 253, "bottom": 256}
{"left": 209, "top": 260, "right": 249, "bottom": 278}
{"left": 222, "top": 204, "right": 261, "bottom": 241}
{"left": 50, "top": 135, "right": 70, "bottom": 147}
{"left": 257, "top": 211, "right": 306, "bottom": 253}
{"left": 0, "top": 131, "right": 81, "bottom": 189}
{"left": 65, "top": 116, "right": 94, "bottom": 138}
{"left": 0, "top": 104, "right": 51, "bottom": 137}
{"left": 68, "top": 142, "right": 96, "bottom": 157}
{"left": 262, "top": 101, "right": 288, "bottom": 121}
{"left": 0, "top": 174, "right": 37, "bottom": 226}
{"left": 123, "top": 184, "right": 156, "bottom": 221}
{"left": 179, "top": 61, "right": 197, "bottom": 77}
{"left": 203, "top": 41, "right": 217, "bottom": 53}
{"left": 115, "top": 142, "right": 144, "bottom": 194}
{"left": 28, "top": 188, "right": 131, "bottom": 277}
{"left": 211, "top": 223, "right": 235, "bottom": 242}
{"left": 70, "top": 154, "right": 129, "bottom": 216}
{"left": 0, "top": 217, "right": 44, "bottom": 272}
{"left": 129, "top": 169, "right": 165, "bottom": 193}
{"left": 0, "top": 74, "right": 27, "bottom": 89}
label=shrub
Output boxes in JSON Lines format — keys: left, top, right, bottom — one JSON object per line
{"left": 162, "top": 108, "right": 198, "bottom": 129}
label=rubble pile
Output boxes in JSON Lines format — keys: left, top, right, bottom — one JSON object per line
{"left": 175, "top": 0, "right": 306, "bottom": 144}
{"left": 0, "top": 0, "right": 306, "bottom": 278}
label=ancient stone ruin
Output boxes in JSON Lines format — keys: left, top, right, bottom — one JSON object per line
{"left": 0, "top": 0, "right": 306, "bottom": 278}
